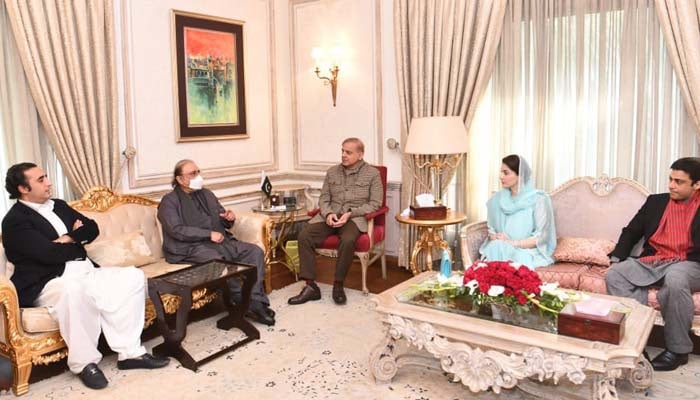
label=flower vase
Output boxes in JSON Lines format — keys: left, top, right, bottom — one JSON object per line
{"left": 490, "top": 303, "right": 514, "bottom": 322}
{"left": 490, "top": 303, "right": 557, "bottom": 333}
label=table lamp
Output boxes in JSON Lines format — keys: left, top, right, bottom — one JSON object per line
{"left": 404, "top": 116, "right": 468, "bottom": 219}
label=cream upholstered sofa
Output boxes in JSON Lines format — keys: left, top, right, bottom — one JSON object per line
{"left": 0, "top": 186, "right": 271, "bottom": 395}
{"left": 462, "top": 175, "right": 700, "bottom": 336}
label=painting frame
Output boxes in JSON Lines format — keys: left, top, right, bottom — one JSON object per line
{"left": 172, "top": 10, "right": 248, "bottom": 142}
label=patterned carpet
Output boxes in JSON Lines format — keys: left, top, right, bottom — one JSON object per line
{"left": 10, "top": 283, "right": 700, "bottom": 399}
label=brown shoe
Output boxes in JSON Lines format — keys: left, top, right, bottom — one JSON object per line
{"left": 288, "top": 283, "right": 321, "bottom": 305}
{"left": 332, "top": 282, "right": 347, "bottom": 305}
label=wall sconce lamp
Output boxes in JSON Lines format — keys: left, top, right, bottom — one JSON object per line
{"left": 311, "top": 47, "right": 340, "bottom": 107}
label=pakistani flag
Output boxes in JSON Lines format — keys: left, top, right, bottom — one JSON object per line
{"left": 261, "top": 172, "right": 272, "bottom": 197}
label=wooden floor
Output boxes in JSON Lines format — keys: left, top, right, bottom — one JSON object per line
{"left": 267, "top": 254, "right": 414, "bottom": 294}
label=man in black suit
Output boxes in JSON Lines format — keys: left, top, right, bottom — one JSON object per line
{"left": 606, "top": 157, "right": 700, "bottom": 371}
{"left": 1, "top": 163, "right": 169, "bottom": 389}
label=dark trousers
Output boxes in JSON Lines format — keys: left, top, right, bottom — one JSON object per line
{"left": 298, "top": 220, "right": 361, "bottom": 282}
{"left": 184, "top": 240, "right": 269, "bottom": 306}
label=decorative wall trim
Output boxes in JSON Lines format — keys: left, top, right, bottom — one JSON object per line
{"left": 120, "top": 0, "right": 279, "bottom": 189}
{"left": 290, "top": 0, "right": 383, "bottom": 171}
{"left": 129, "top": 171, "right": 328, "bottom": 201}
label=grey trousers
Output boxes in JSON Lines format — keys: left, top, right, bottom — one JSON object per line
{"left": 298, "top": 220, "right": 361, "bottom": 282}
{"left": 185, "top": 240, "right": 269, "bottom": 306}
{"left": 605, "top": 258, "right": 700, "bottom": 353}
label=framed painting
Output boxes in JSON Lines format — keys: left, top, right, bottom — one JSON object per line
{"left": 172, "top": 10, "right": 247, "bottom": 141}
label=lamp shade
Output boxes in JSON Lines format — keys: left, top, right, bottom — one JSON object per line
{"left": 404, "top": 116, "right": 468, "bottom": 154}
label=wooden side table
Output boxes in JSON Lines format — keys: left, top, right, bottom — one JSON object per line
{"left": 395, "top": 211, "right": 467, "bottom": 275}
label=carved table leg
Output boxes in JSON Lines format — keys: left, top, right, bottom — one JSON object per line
{"left": 424, "top": 227, "right": 434, "bottom": 270}
{"left": 592, "top": 369, "right": 622, "bottom": 400}
{"left": 368, "top": 331, "right": 398, "bottom": 383}
{"left": 409, "top": 236, "right": 425, "bottom": 276}
{"left": 625, "top": 358, "right": 653, "bottom": 391}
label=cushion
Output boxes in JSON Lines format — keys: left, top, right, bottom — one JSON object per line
{"left": 553, "top": 237, "right": 616, "bottom": 267}
{"left": 86, "top": 230, "right": 156, "bottom": 267}
{"left": 82, "top": 204, "right": 164, "bottom": 260}
{"left": 535, "top": 262, "right": 590, "bottom": 289}
{"left": 577, "top": 265, "right": 609, "bottom": 294}
{"left": 138, "top": 258, "right": 191, "bottom": 279}
{"left": 21, "top": 307, "right": 59, "bottom": 333}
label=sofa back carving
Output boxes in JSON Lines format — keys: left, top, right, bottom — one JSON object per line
{"left": 549, "top": 176, "right": 650, "bottom": 241}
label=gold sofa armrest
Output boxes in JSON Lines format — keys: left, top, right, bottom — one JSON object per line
{"left": 0, "top": 274, "right": 25, "bottom": 343}
{"left": 0, "top": 274, "right": 66, "bottom": 395}
{"left": 460, "top": 221, "right": 488, "bottom": 267}
{"left": 228, "top": 211, "right": 273, "bottom": 293}
{"left": 229, "top": 211, "right": 271, "bottom": 253}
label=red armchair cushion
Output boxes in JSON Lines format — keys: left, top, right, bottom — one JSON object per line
{"left": 317, "top": 226, "right": 385, "bottom": 252}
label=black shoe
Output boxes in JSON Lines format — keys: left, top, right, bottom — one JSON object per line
{"left": 651, "top": 349, "right": 688, "bottom": 371}
{"left": 265, "top": 306, "right": 276, "bottom": 318}
{"left": 246, "top": 302, "right": 276, "bottom": 326}
{"left": 288, "top": 283, "right": 321, "bottom": 305}
{"left": 332, "top": 282, "right": 347, "bottom": 305}
{"left": 117, "top": 353, "right": 170, "bottom": 370}
{"left": 78, "top": 363, "right": 108, "bottom": 389}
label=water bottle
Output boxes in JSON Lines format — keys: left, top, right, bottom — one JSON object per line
{"left": 440, "top": 249, "right": 452, "bottom": 278}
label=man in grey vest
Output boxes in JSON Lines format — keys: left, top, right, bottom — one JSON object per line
{"left": 288, "top": 138, "right": 383, "bottom": 305}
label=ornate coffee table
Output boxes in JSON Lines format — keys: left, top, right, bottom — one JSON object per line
{"left": 148, "top": 260, "right": 259, "bottom": 371}
{"left": 369, "top": 272, "right": 656, "bottom": 399}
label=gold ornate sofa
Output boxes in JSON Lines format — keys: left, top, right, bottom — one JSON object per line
{"left": 461, "top": 175, "right": 700, "bottom": 337}
{"left": 0, "top": 186, "right": 271, "bottom": 395}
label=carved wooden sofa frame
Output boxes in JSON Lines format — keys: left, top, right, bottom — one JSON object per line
{"left": 0, "top": 186, "right": 271, "bottom": 395}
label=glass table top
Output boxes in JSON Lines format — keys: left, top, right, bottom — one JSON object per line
{"left": 395, "top": 278, "right": 558, "bottom": 334}
{"left": 155, "top": 260, "right": 254, "bottom": 287}
{"left": 252, "top": 205, "right": 304, "bottom": 214}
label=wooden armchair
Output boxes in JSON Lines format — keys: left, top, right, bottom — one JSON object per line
{"left": 308, "top": 165, "right": 389, "bottom": 294}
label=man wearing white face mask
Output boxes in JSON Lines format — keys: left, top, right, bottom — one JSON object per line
{"left": 157, "top": 159, "right": 274, "bottom": 326}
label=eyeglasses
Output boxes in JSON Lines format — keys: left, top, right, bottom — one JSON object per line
{"left": 180, "top": 169, "right": 200, "bottom": 179}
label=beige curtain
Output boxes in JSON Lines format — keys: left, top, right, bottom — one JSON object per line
{"left": 655, "top": 0, "right": 700, "bottom": 138}
{"left": 394, "top": 0, "right": 506, "bottom": 268}
{"left": 0, "top": 1, "right": 75, "bottom": 217}
{"left": 4, "top": 0, "right": 120, "bottom": 195}
{"left": 464, "top": 0, "right": 698, "bottom": 222}
{"left": 0, "top": 2, "right": 41, "bottom": 165}
{"left": 0, "top": 1, "right": 41, "bottom": 214}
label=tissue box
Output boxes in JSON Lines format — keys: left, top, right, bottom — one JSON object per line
{"left": 557, "top": 303, "right": 626, "bottom": 344}
{"left": 410, "top": 205, "right": 447, "bottom": 220}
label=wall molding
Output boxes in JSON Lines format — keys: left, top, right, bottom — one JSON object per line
{"left": 289, "top": 0, "right": 383, "bottom": 171}
{"left": 131, "top": 171, "right": 327, "bottom": 201}
{"left": 120, "top": 0, "right": 279, "bottom": 189}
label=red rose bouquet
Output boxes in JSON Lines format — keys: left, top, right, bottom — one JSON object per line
{"left": 462, "top": 261, "right": 569, "bottom": 316}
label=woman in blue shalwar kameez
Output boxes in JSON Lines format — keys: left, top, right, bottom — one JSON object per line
{"left": 479, "top": 155, "right": 556, "bottom": 269}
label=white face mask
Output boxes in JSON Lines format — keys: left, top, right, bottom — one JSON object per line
{"left": 188, "top": 174, "right": 204, "bottom": 190}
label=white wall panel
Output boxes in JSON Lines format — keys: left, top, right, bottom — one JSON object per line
{"left": 120, "top": 0, "right": 277, "bottom": 189}
{"left": 291, "top": 0, "right": 381, "bottom": 170}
